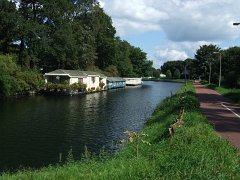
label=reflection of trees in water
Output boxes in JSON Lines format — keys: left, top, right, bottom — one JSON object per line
{"left": 0, "top": 82, "right": 183, "bottom": 170}
{"left": 63, "top": 92, "right": 108, "bottom": 155}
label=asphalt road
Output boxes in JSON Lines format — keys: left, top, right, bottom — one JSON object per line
{"left": 194, "top": 83, "right": 240, "bottom": 149}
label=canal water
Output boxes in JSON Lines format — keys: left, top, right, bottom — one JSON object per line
{"left": 0, "top": 81, "right": 182, "bottom": 172}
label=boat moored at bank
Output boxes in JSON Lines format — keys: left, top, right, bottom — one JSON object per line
{"left": 123, "top": 78, "right": 142, "bottom": 86}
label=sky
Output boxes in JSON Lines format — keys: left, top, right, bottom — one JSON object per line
{"left": 99, "top": 0, "right": 240, "bottom": 68}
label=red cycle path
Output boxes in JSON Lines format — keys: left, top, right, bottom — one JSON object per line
{"left": 194, "top": 83, "right": 240, "bottom": 149}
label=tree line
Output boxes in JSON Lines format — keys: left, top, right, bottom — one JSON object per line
{"left": 0, "top": 0, "right": 153, "bottom": 77}
{"left": 161, "top": 44, "right": 240, "bottom": 88}
{"left": 0, "top": 0, "right": 155, "bottom": 97}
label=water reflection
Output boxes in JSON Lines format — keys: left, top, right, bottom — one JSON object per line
{"left": 0, "top": 81, "right": 182, "bottom": 171}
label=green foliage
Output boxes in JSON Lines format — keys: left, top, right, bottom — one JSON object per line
{"left": 0, "top": 55, "right": 44, "bottom": 97}
{"left": 121, "top": 131, "right": 150, "bottom": 159}
{"left": 173, "top": 69, "right": 181, "bottom": 79}
{"left": 0, "top": 1, "right": 153, "bottom": 77}
{"left": 160, "top": 59, "right": 198, "bottom": 80}
{"left": 104, "top": 65, "right": 119, "bottom": 77}
{"left": 152, "top": 68, "right": 161, "bottom": 78}
{"left": 166, "top": 70, "right": 172, "bottom": 79}
{"left": 179, "top": 93, "right": 200, "bottom": 111}
{"left": 161, "top": 60, "right": 184, "bottom": 74}
{"left": 86, "top": 66, "right": 103, "bottom": 74}
{"left": 195, "top": 44, "right": 221, "bottom": 83}
{"left": 0, "top": 0, "right": 18, "bottom": 54}
{"left": 225, "top": 71, "right": 240, "bottom": 88}
{"left": 46, "top": 82, "right": 87, "bottom": 93}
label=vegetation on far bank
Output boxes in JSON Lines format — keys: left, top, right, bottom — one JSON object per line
{"left": 1, "top": 0, "right": 153, "bottom": 77}
{"left": 0, "top": 55, "right": 44, "bottom": 97}
{"left": 0, "top": 0, "right": 154, "bottom": 97}
{"left": 161, "top": 44, "right": 240, "bottom": 88}
{"left": 2, "top": 83, "right": 240, "bottom": 179}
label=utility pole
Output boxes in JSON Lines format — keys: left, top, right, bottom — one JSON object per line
{"left": 208, "top": 61, "right": 212, "bottom": 85}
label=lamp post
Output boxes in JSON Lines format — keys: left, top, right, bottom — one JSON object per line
{"left": 213, "top": 52, "right": 222, "bottom": 87}
{"left": 209, "top": 61, "right": 212, "bottom": 85}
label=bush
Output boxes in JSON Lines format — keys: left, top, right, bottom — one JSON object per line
{"left": 173, "top": 69, "right": 180, "bottom": 79}
{"left": 0, "top": 55, "right": 44, "bottom": 97}
{"left": 179, "top": 92, "right": 200, "bottom": 111}
{"left": 166, "top": 70, "right": 172, "bottom": 79}
{"left": 212, "top": 72, "right": 219, "bottom": 84}
{"left": 225, "top": 71, "right": 238, "bottom": 87}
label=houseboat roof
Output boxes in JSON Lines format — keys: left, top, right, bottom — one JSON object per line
{"left": 45, "top": 69, "right": 107, "bottom": 77}
{"left": 107, "top": 77, "right": 126, "bottom": 82}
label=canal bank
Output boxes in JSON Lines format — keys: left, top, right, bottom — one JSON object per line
{"left": 2, "top": 82, "right": 240, "bottom": 179}
{"left": 0, "top": 82, "right": 182, "bottom": 172}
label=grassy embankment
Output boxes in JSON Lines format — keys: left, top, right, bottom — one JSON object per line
{"left": 2, "top": 83, "right": 240, "bottom": 179}
{"left": 207, "top": 84, "right": 240, "bottom": 104}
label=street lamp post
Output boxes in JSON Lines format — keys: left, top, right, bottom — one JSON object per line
{"left": 209, "top": 61, "right": 212, "bottom": 85}
{"left": 213, "top": 52, "right": 222, "bottom": 87}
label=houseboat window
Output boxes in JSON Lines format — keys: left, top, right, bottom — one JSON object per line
{"left": 78, "top": 78, "right": 83, "bottom": 83}
{"left": 91, "top": 77, "right": 95, "bottom": 83}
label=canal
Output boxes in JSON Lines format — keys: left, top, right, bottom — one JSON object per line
{"left": 0, "top": 81, "right": 182, "bottom": 172}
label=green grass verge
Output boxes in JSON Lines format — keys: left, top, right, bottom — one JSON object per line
{"left": 207, "top": 84, "right": 240, "bottom": 104}
{"left": 1, "top": 83, "right": 240, "bottom": 179}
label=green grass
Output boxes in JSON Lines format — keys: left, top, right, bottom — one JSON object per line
{"left": 1, "top": 83, "right": 240, "bottom": 179}
{"left": 207, "top": 84, "right": 240, "bottom": 104}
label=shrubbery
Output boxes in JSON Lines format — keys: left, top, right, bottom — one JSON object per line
{"left": 45, "top": 82, "right": 87, "bottom": 93}
{"left": 0, "top": 55, "right": 44, "bottom": 97}
{"left": 179, "top": 92, "right": 200, "bottom": 110}
{"left": 224, "top": 71, "right": 240, "bottom": 88}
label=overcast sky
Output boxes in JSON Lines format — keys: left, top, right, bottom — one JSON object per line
{"left": 99, "top": 0, "right": 240, "bottom": 68}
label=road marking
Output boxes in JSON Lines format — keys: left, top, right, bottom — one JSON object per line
{"left": 221, "top": 103, "right": 240, "bottom": 119}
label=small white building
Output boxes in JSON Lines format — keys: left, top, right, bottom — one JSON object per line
{"left": 44, "top": 69, "right": 107, "bottom": 91}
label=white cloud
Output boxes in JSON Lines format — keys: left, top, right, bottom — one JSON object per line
{"left": 154, "top": 49, "right": 188, "bottom": 67}
{"left": 101, "top": 0, "right": 240, "bottom": 41}
{"left": 102, "top": 0, "right": 168, "bottom": 35}
{"left": 100, "top": 0, "right": 240, "bottom": 68}
{"left": 152, "top": 41, "right": 213, "bottom": 67}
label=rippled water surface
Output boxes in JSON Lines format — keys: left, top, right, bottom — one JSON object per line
{"left": 0, "top": 81, "right": 182, "bottom": 171}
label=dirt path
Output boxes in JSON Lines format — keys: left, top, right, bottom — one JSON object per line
{"left": 194, "top": 83, "right": 240, "bottom": 149}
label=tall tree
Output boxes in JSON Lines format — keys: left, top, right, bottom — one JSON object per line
{"left": 161, "top": 60, "right": 185, "bottom": 75}
{"left": 0, "top": 0, "right": 18, "bottom": 54}
{"left": 92, "top": 6, "right": 116, "bottom": 69}
{"left": 114, "top": 38, "right": 134, "bottom": 77}
{"left": 17, "top": 0, "right": 45, "bottom": 68}
{"left": 173, "top": 69, "right": 181, "bottom": 79}
{"left": 222, "top": 47, "right": 240, "bottom": 87}
{"left": 195, "top": 44, "right": 220, "bottom": 83}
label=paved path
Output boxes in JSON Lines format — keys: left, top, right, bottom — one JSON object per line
{"left": 194, "top": 83, "right": 240, "bottom": 149}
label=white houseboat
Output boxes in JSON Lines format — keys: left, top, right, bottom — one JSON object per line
{"left": 44, "top": 69, "right": 107, "bottom": 91}
{"left": 123, "top": 78, "right": 142, "bottom": 86}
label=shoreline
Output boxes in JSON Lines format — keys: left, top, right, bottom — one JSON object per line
{"left": 2, "top": 82, "right": 240, "bottom": 179}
